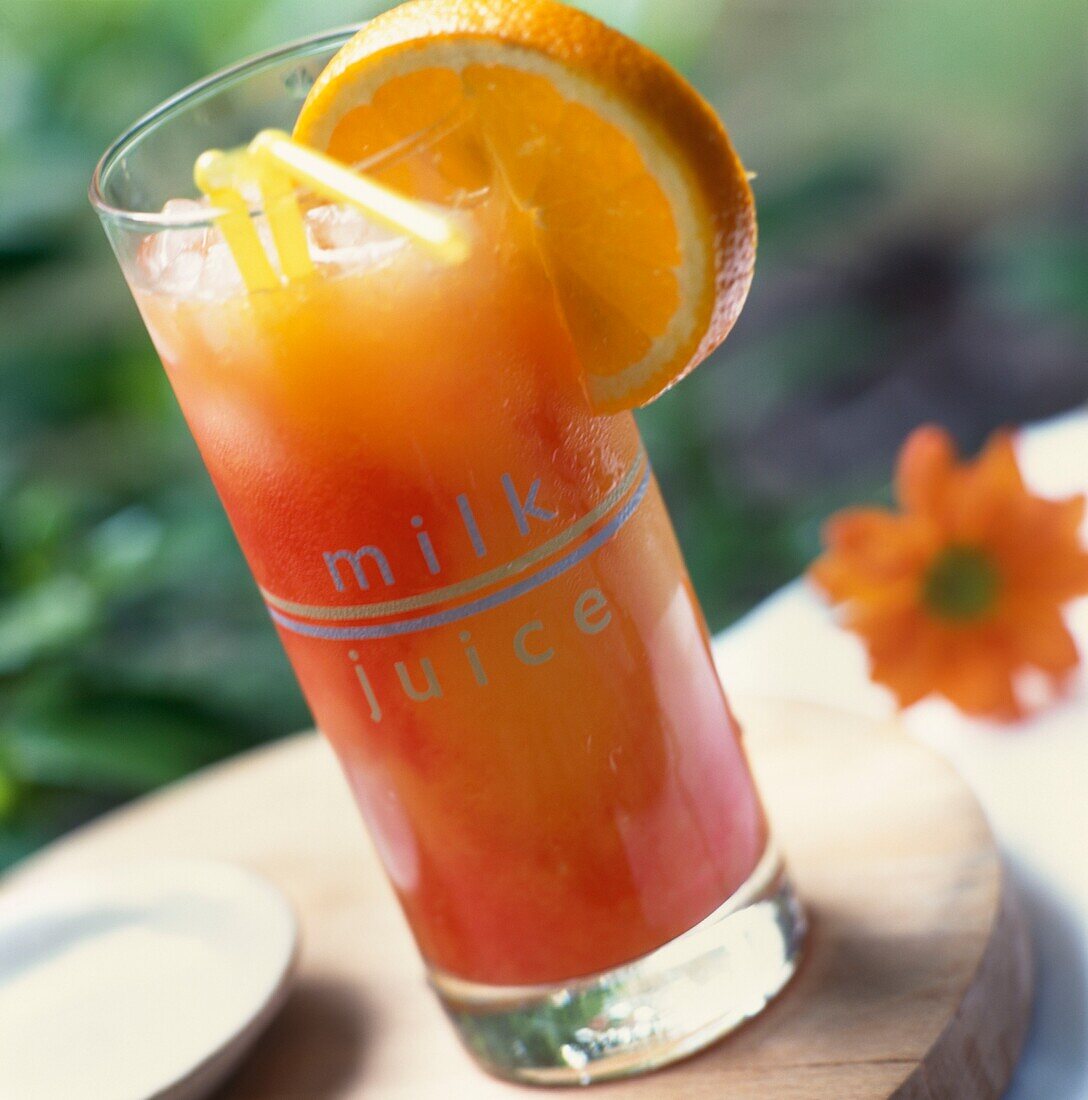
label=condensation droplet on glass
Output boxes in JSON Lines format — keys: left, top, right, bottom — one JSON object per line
{"left": 284, "top": 67, "right": 316, "bottom": 102}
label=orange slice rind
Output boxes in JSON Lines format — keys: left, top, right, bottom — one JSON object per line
{"left": 294, "top": 0, "right": 756, "bottom": 412}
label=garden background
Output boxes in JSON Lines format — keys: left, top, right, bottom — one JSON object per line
{"left": 1, "top": 0, "right": 1085, "bottom": 864}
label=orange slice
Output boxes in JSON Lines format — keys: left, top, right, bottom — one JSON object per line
{"left": 294, "top": 0, "right": 756, "bottom": 412}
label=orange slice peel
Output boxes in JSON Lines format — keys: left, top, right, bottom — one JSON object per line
{"left": 293, "top": 0, "right": 757, "bottom": 412}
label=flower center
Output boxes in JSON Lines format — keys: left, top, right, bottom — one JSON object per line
{"left": 923, "top": 546, "right": 1001, "bottom": 622}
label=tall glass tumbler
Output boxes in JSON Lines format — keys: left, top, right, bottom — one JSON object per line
{"left": 90, "top": 30, "right": 805, "bottom": 1085}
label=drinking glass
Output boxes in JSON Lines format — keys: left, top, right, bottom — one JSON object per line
{"left": 90, "top": 29, "right": 805, "bottom": 1085}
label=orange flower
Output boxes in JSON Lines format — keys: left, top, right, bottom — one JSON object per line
{"left": 810, "top": 425, "right": 1088, "bottom": 721}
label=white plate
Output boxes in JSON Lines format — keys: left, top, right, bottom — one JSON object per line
{"left": 0, "top": 860, "right": 299, "bottom": 1100}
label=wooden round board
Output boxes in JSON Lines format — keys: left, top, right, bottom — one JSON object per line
{"left": 0, "top": 698, "right": 1032, "bottom": 1098}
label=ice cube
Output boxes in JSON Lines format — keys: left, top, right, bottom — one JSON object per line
{"left": 305, "top": 203, "right": 408, "bottom": 271}
{"left": 159, "top": 197, "right": 212, "bottom": 225}
{"left": 141, "top": 226, "right": 248, "bottom": 300}
{"left": 141, "top": 230, "right": 207, "bottom": 296}
{"left": 141, "top": 198, "right": 251, "bottom": 300}
{"left": 141, "top": 198, "right": 413, "bottom": 299}
{"left": 195, "top": 238, "right": 247, "bottom": 300}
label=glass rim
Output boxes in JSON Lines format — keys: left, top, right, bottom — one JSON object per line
{"left": 88, "top": 26, "right": 360, "bottom": 232}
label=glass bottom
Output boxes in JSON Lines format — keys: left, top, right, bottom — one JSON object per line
{"left": 430, "top": 846, "right": 805, "bottom": 1086}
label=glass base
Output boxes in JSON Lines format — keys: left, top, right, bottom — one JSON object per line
{"left": 430, "top": 846, "right": 806, "bottom": 1086}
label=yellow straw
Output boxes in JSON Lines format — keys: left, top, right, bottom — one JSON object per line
{"left": 193, "top": 131, "right": 470, "bottom": 294}
{"left": 250, "top": 156, "right": 315, "bottom": 282}
{"left": 193, "top": 150, "right": 280, "bottom": 293}
{"left": 249, "top": 130, "right": 471, "bottom": 266}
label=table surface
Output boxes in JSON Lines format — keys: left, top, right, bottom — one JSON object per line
{"left": 4, "top": 412, "right": 1083, "bottom": 1097}
{"left": 2, "top": 699, "right": 1031, "bottom": 1099}
{"left": 712, "top": 409, "right": 1088, "bottom": 1100}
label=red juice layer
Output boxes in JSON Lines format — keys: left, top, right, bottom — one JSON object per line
{"left": 136, "top": 197, "right": 768, "bottom": 984}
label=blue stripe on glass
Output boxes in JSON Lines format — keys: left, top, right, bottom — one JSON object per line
{"left": 268, "top": 463, "right": 651, "bottom": 641}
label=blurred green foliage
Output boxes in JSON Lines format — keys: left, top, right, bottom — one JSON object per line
{"left": 1, "top": 0, "right": 1086, "bottom": 865}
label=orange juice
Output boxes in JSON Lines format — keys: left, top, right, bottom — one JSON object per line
{"left": 135, "top": 192, "right": 767, "bottom": 986}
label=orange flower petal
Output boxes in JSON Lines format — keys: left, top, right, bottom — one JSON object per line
{"left": 949, "top": 431, "right": 1025, "bottom": 543}
{"left": 999, "top": 497, "right": 1088, "bottom": 600}
{"left": 975, "top": 430, "right": 1025, "bottom": 492}
{"left": 822, "top": 507, "right": 904, "bottom": 550}
{"left": 870, "top": 655, "right": 934, "bottom": 709}
{"left": 866, "top": 617, "right": 948, "bottom": 708}
{"left": 937, "top": 639, "right": 1022, "bottom": 720}
{"left": 812, "top": 508, "right": 933, "bottom": 602}
{"left": 895, "top": 425, "right": 956, "bottom": 520}
{"left": 815, "top": 422, "right": 1087, "bottom": 721}
{"left": 998, "top": 602, "right": 1081, "bottom": 676}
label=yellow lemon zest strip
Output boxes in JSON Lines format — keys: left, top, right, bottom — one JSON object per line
{"left": 249, "top": 130, "right": 470, "bottom": 266}
{"left": 246, "top": 145, "right": 315, "bottom": 281}
{"left": 193, "top": 149, "right": 280, "bottom": 293}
